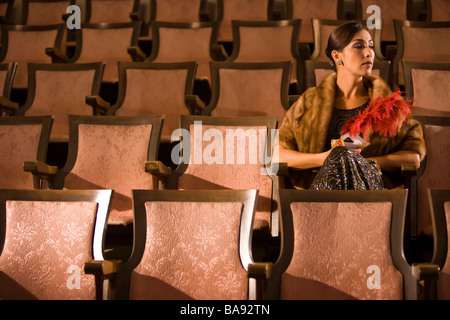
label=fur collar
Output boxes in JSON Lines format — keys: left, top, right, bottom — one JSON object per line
{"left": 294, "top": 73, "right": 393, "bottom": 153}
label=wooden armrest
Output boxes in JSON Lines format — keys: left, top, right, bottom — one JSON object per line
{"left": 0, "top": 96, "right": 19, "bottom": 115}
{"left": 248, "top": 262, "right": 272, "bottom": 280}
{"left": 248, "top": 262, "right": 272, "bottom": 300}
{"left": 185, "top": 94, "right": 206, "bottom": 115}
{"left": 385, "top": 44, "right": 397, "bottom": 61}
{"left": 145, "top": 160, "right": 172, "bottom": 177}
{"left": 412, "top": 262, "right": 440, "bottom": 300}
{"left": 211, "top": 43, "right": 229, "bottom": 61}
{"left": 199, "top": 10, "right": 211, "bottom": 22}
{"left": 127, "top": 45, "right": 147, "bottom": 62}
{"left": 129, "top": 12, "right": 141, "bottom": 22}
{"left": 23, "top": 160, "right": 58, "bottom": 189}
{"left": 412, "top": 263, "right": 440, "bottom": 281}
{"left": 84, "top": 259, "right": 123, "bottom": 276}
{"left": 45, "top": 46, "right": 69, "bottom": 63}
{"left": 86, "top": 95, "right": 111, "bottom": 115}
{"left": 297, "top": 43, "right": 311, "bottom": 59}
{"left": 401, "top": 163, "right": 419, "bottom": 177}
{"left": 23, "top": 160, "right": 58, "bottom": 176}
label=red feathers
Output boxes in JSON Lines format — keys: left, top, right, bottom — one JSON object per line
{"left": 341, "top": 89, "right": 414, "bottom": 140}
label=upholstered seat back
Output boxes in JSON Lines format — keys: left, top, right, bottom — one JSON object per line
{"left": 211, "top": 67, "right": 288, "bottom": 121}
{"left": 116, "top": 68, "right": 191, "bottom": 137}
{"left": 0, "top": 200, "right": 98, "bottom": 299}
{"left": 25, "top": 69, "right": 97, "bottom": 141}
{"left": 417, "top": 124, "right": 450, "bottom": 234}
{"left": 177, "top": 124, "right": 273, "bottom": 228}
{"left": 130, "top": 200, "right": 247, "bottom": 299}
{"left": 0, "top": 124, "right": 42, "bottom": 189}
{"left": 281, "top": 201, "right": 404, "bottom": 300}
{"left": 63, "top": 123, "right": 155, "bottom": 225}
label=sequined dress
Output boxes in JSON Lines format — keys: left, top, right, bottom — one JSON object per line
{"left": 310, "top": 102, "right": 385, "bottom": 190}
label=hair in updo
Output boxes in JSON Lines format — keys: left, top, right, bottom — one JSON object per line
{"left": 325, "top": 22, "right": 370, "bottom": 70}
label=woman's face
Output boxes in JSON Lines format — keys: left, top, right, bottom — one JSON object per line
{"left": 334, "top": 30, "right": 375, "bottom": 77}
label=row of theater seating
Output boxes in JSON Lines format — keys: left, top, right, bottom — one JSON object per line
{"left": 1, "top": 186, "right": 450, "bottom": 300}
{"left": 0, "top": 1, "right": 449, "bottom": 99}
{"left": 1, "top": 111, "right": 449, "bottom": 261}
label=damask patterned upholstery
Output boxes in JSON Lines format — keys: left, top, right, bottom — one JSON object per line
{"left": 16, "top": 63, "right": 104, "bottom": 142}
{"left": 116, "top": 189, "right": 258, "bottom": 300}
{"left": 0, "top": 189, "right": 113, "bottom": 300}
{"left": 415, "top": 117, "right": 450, "bottom": 236}
{"left": 0, "top": 116, "right": 52, "bottom": 189}
{"left": 268, "top": 190, "right": 418, "bottom": 300}
{"left": 205, "top": 61, "right": 291, "bottom": 123}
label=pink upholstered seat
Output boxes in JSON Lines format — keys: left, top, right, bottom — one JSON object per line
{"left": 428, "top": 189, "right": 450, "bottom": 300}
{"left": 20, "top": 0, "right": 71, "bottom": 25}
{"left": 203, "top": 61, "right": 291, "bottom": 123}
{"left": 402, "top": 61, "right": 450, "bottom": 117}
{"left": 115, "top": 189, "right": 258, "bottom": 300}
{"left": 15, "top": 62, "right": 104, "bottom": 142}
{"left": 69, "top": 22, "right": 142, "bottom": 83}
{"left": 216, "top": 0, "right": 273, "bottom": 44}
{"left": 162, "top": 115, "right": 282, "bottom": 238}
{"left": 25, "top": 115, "right": 163, "bottom": 226}
{"left": 103, "top": 61, "right": 199, "bottom": 140}
{"left": 0, "top": 189, "right": 113, "bottom": 300}
{"left": 0, "top": 116, "right": 53, "bottom": 189}
{"left": 227, "top": 20, "right": 301, "bottom": 90}
{"left": 0, "top": 24, "right": 66, "bottom": 89}
{"left": 286, "top": 0, "right": 342, "bottom": 44}
{"left": 393, "top": 20, "right": 450, "bottom": 87}
{"left": 426, "top": 0, "right": 450, "bottom": 21}
{"left": 265, "top": 189, "right": 422, "bottom": 300}
{"left": 414, "top": 116, "right": 450, "bottom": 238}
{"left": 147, "top": 21, "right": 220, "bottom": 86}
{"left": 85, "top": 0, "right": 140, "bottom": 23}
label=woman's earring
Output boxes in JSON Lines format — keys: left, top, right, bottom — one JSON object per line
{"left": 337, "top": 60, "right": 343, "bottom": 66}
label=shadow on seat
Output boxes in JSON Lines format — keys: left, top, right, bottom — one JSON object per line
{"left": 402, "top": 61, "right": 450, "bottom": 117}
{"left": 257, "top": 189, "right": 437, "bottom": 300}
{"left": 14, "top": 62, "right": 105, "bottom": 143}
{"left": 428, "top": 189, "right": 450, "bottom": 300}
{"left": 200, "top": 61, "right": 292, "bottom": 123}
{"left": 114, "top": 189, "right": 260, "bottom": 300}
{"left": 23, "top": 115, "right": 164, "bottom": 228}
{"left": 0, "top": 188, "right": 114, "bottom": 300}
{"left": 0, "top": 116, "right": 53, "bottom": 189}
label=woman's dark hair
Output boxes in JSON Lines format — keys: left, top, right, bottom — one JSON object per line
{"left": 325, "top": 22, "right": 370, "bottom": 70}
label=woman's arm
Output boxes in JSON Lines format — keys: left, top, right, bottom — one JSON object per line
{"left": 365, "top": 150, "right": 421, "bottom": 172}
{"left": 275, "top": 145, "right": 331, "bottom": 170}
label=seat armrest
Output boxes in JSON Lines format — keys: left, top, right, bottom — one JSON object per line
{"left": 84, "top": 259, "right": 123, "bottom": 276}
{"left": 45, "top": 46, "right": 69, "bottom": 63}
{"left": 185, "top": 94, "right": 206, "bottom": 115}
{"left": 129, "top": 12, "right": 141, "bottom": 22}
{"left": 401, "top": 163, "right": 419, "bottom": 177}
{"left": 412, "top": 263, "right": 440, "bottom": 300}
{"left": 145, "top": 160, "right": 172, "bottom": 177}
{"left": 297, "top": 43, "right": 311, "bottom": 60}
{"left": 85, "top": 259, "right": 123, "bottom": 300}
{"left": 23, "top": 160, "right": 58, "bottom": 189}
{"left": 0, "top": 96, "right": 19, "bottom": 115}
{"left": 248, "top": 262, "right": 273, "bottom": 300}
{"left": 211, "top": 43, "right": 229, "bottom": 61}
{"left": 86, "top": 95, "right": 111, "bottom": 115}
{"left": 127, "top": 45, "right": 147, "bottom": 62}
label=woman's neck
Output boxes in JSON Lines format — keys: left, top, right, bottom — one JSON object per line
{"left": 334, "top": 73, "right": 369, "bottom": 109}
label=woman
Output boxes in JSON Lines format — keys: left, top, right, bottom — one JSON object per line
{"left": 277, "top": 22, "right": 426, "bottom": 190}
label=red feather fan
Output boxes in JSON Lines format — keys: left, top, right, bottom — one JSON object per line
{"left": 341, "top": 88, "right": 414, "bottom": 141}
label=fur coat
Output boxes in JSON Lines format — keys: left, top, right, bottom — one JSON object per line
{"left": 279, "top": 72, "right": 426, "bottom": 189}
